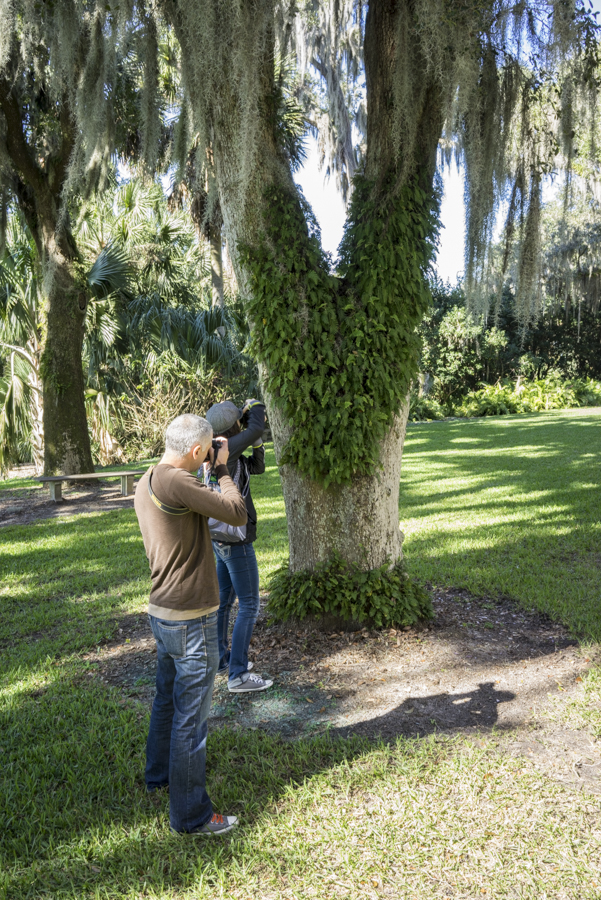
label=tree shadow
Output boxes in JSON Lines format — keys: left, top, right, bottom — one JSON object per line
{"left": 0, "top": 675, "right": 390, "bottom": 898}
{"left": 0, "top": 672, "right": 524, "bottom": 898}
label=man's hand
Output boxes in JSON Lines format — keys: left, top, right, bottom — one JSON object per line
{"left": 210, "top": 437, "right": 229, "bottom": 468}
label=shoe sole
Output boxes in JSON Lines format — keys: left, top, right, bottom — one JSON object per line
{"left": 198, "top": 823, "right": 237, "bottom": 834}
{"left": 171, "top": 819, "right": 238, "bottom": 836}
{"left": 228, "top": 681, "right": 273, "bottom": 693}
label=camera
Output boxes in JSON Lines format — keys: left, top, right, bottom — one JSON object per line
{"left": 210, "top": 438, "right": 224, "bottom": 471}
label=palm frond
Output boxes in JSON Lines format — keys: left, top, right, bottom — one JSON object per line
{"left": 87, "top": 243, "right": 133, "bottom": 300}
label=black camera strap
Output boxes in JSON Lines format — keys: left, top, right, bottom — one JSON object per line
{"left": 148, "top": 469, "right": 190, "bottom": 516}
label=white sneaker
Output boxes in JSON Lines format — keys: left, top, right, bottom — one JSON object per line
{"left": 172, "top": 813, "right": 238, "bottom": 835}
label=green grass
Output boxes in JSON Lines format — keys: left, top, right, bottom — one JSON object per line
{"left": 2, "top": 701, "right": 600, "bottom": 900}
{"left": 400, "top": 407, "right": 601, "bottom": 639}
{"left": 253, "top": 407, "right": 601, "bottom": 639}
{"left": 0, "top": 511, "right": 148, "bottom": 673}
{"left": 2, "top": 409, "right": 601, "bottom": 898}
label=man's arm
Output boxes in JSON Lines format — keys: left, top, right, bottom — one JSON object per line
{"left": 226, "top": 401, "right": 265, "bottom": 464}
{"left": 167, "top": 467, "right": 247, "bottom": 526}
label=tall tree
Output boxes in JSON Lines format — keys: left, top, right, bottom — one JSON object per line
{"left": 0, "top": 2, "right": 142, "bottom": 473}
{"left": 153, "top": 0, "right": 598, "bottom": 587}
{"left": 6, "top": 1, "right": 595, "bottom": 606}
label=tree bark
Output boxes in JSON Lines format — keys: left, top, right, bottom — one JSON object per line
{"left": 161, "top": 0, "right": 445, "bottom": 577}
{"left": 209, "top": 224, "right": 224, "bottom": 308}
{"left": 269, "top": 395, "right": 410, "bottom": 571}
{"left": 41, "top": 234, "right": 94, "bottom": 475}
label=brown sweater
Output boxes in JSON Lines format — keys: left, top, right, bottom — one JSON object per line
{"left": 134, "top": 463, "right": 247, "bottom": 620}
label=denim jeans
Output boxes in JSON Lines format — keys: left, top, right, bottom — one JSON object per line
{"left": 145, "top": 612, "right": 218, "bottom": 833}
{"left": 213, "top": 541, "right": 260, "bottom": 680}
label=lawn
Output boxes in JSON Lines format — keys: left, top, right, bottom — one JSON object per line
{"left": 1, "top": 408, "right": 600, "bottom": 899}
{"left": 400, "top": 407, "right": 601, "bottom": 640}
{"left": 253, "top": 406, "right": 601, "bottom": 639}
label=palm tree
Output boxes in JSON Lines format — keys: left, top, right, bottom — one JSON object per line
{"left": 0, "top": 218, "right": 43, "bottom": 473}
{"left": 0, "top": 214, "right": 132, "bottom": 474}
{"left": 0, "top": 176, "right": 253, "bottom": 472}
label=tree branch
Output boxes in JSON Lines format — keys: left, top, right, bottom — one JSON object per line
{"left": 47, "top": 93, "right": 76, "bottom": 196}
{"left": 0, "top": 78, "right": 45, "bottom": 197}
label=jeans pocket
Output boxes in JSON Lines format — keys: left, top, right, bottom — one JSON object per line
{"left": 156, "top": 622, "right": 187, "bottom": 658}
{"left": 215, "top": 542, "right": 231, "bottom": 561}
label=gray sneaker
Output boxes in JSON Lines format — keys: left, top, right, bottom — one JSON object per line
{"left": 228, "top": 672, "right": 273, "bottom": 693}
{"left": 217, "top": 660, "right": 254, "bottom": 677}
{"left": 172, "top": 813, "right": 238, "bottom": 836}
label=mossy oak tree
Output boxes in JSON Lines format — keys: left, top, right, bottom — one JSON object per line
{"left": 155, "top": 0, "right": 598, "bottom": 584}
{"left": 3, "top": 1, "right": 597, "bottom": 599}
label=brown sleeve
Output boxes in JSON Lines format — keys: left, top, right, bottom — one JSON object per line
{"left": 168, "top": 467, "right": 247, "bottom": 526}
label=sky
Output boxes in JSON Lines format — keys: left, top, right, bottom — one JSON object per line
{"left": 295, "top": 0, "right": 601, "bottom": 284}
{"left": 295, "top": 137, "right": 463, "bottom": 284}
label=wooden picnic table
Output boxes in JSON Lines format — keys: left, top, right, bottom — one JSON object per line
{"left": 37, "top": 470, "right": 146, "bottom": 502}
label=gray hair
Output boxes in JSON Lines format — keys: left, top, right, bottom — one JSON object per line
{"left": 164, "top": 414, "right": 213, "bottom": 457}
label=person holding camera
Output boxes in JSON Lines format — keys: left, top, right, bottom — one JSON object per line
{"left": 204, "top": 398, "right": 273, "bottom": 693}
{"left": 134, "top": 414, "right": 246, "bottom": 836}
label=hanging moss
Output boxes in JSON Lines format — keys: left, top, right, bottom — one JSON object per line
{"left": 240, "top": 175, "right": 438, "bottom": 487}
{"left": 286, "top": 1, "right": 601, "bottom": 325}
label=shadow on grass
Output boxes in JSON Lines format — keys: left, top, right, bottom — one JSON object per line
{"left": 0, "top": 669, "right": 528, "bottom": 899}
{"left": 0, "top": 595, "right": 580, "bottom": 897}
{"left": 0, "top": 670, "right": 391, "bottom": 899}
{"left": 401, "top": 413, "right": 601, "bottom": 509}
{"left": 400, "top": 412, "right": 601, "bottom": 638}
{"left": 329, "top": 682, "right": 517, "bottom": 742}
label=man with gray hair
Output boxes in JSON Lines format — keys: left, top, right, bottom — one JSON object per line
{"left": 134, "top": 413, "right": 247, "bottom": 836}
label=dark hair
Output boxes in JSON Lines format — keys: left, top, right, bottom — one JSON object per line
{"left": 218, "top": 420, "right": 242, "bottom": 440}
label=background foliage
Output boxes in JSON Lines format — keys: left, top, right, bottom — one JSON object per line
{"left": 0, "top": 177, "right": 257, "bottom": 472}
{"left": 411, "top": 276, "right": 601, "bottom": 421}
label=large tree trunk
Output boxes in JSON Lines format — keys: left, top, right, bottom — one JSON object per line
{"left": 162, "top": 0, "right": 444, "bottom": 579}
{"left": 41, "top": 233, "right": 94, "bottom": 475}
{"left": 0, "top": 70, "right": 94, "bottom": 476}
{"left": 269, "top": 398, "right": 410, "bottom": 572}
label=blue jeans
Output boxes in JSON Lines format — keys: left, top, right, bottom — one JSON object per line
{"left": 213, "top": 542, "right": 260, "bottom": 681}
{"left": 145, "top": 612, "right": 218, "bottom": 833}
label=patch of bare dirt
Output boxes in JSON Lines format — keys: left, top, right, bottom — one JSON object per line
{"left": 84, "top": 588, "right": 601, "bottom": 794}
{"left": 0, "top": 468, "right": 138, "bottom": 527}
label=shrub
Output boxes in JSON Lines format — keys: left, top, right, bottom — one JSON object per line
{"left": 451, "top": 375, "right": 601, "bottom": 419}
{"left": 408, "top": 392, "right": 447, "bottom": 421}
{"left": 267, "top": 552, "right": 434, "bottom": 629}
{"left": 453, "top": 383, "right": 523, "bottom": 417}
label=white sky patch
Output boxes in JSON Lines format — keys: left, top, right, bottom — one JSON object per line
{"left": 436, "top": 162, "right": 465, "bottom": 284}
{"left": 295, "top": 136, "right": 347, "bottom": 261}
{"left": 295, "top": 0, "right": 601, "bottom": 282}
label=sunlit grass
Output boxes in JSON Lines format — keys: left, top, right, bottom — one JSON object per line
{"left": 1, "top": 409, "right": 601, "bottom": 898}
{"left": 400, "top": 408, "right": 601, "bottom": 639}
{"left": 2, "top": 681, "right": 600, "bottom": 900}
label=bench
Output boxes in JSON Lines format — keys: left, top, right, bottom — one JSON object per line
{"left": 37, "top": 470, "right": 146, "bottom": 502}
